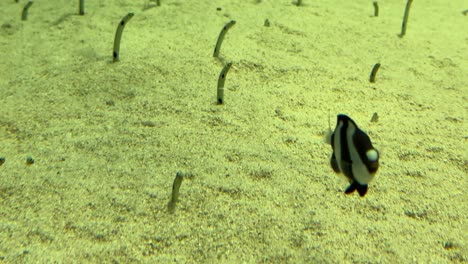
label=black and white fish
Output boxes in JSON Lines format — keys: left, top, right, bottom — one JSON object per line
{"left": 326, "top": 114, "right": 379, "bottom": 197}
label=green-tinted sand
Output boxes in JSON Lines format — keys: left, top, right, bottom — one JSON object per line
{"left": 0, "top": 0, "right": 466, "bottom": 262}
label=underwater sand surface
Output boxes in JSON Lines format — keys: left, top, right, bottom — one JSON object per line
{"left": 0, "top": 0, "right": 467, "bottom": 263}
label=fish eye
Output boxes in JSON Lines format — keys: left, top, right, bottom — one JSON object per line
{"left": 366, "top": 149, "right": 379, "bottom": 162}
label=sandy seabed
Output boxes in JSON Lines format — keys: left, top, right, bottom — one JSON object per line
{"left": 0, "top": 0, "right": 466, "bottom": 263}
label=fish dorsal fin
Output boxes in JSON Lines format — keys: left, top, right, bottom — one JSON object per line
{"left": 324, "top": 110, "right": 333, "bottom": 145}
